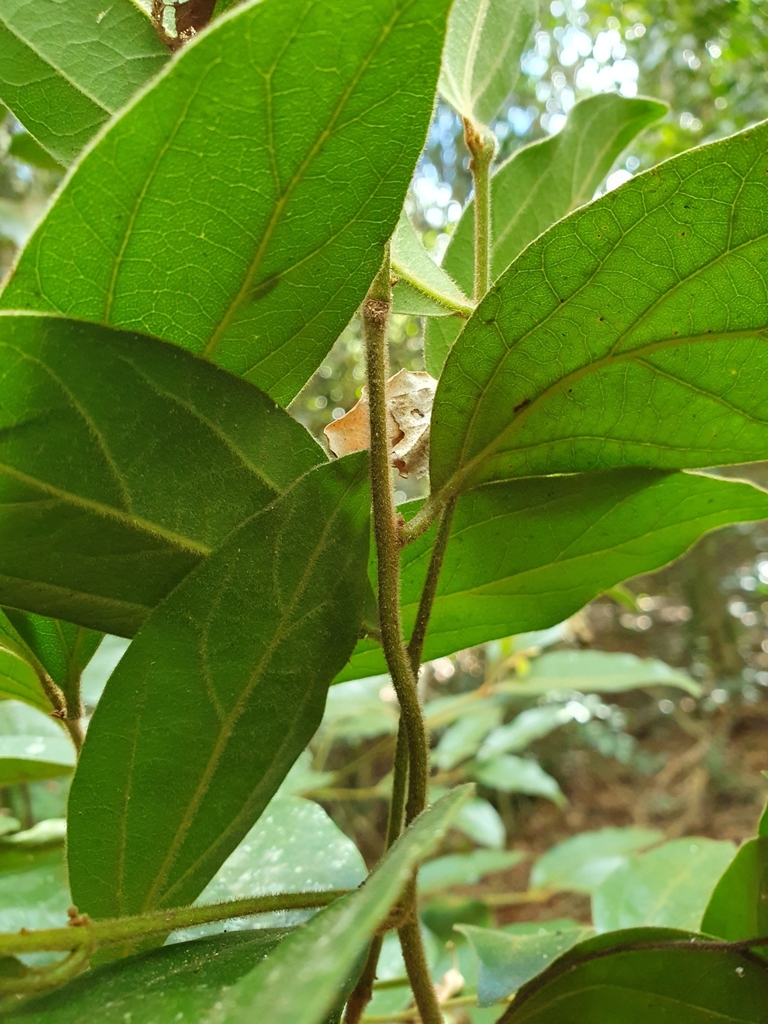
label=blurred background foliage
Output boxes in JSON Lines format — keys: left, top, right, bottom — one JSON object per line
{"left": 1, "top": 0, "right": 768, "bottom": 949}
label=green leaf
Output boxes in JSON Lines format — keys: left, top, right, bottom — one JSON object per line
{"left": 7, "top": 929, "right": 291, "bottom": 1024}
{"left": 338, "top": 469, "right": 768, "bottom": 681}
{"left": 430, "top": 121, "right": 768, "bottom": 495}
{"left": 469, "top": 755, "right": 564, "bottom": 806}
{"left": 0, "top": 0, "right": 168, "bottom": 165}
{"left": 173, "top": 795, "right": 366, "bottom": 940}
{"left": 0, "top": 314, "right": 323, "bottom": 636}
{"left": 419, "top": 849, "right": 524, "bottom": 894}
{"left": 478, "top": 706, "right": 573, "bottom": 760}
{"left": 433, "top": 701, "right": 502, "bottom": 770}
{"left": 391, "top": 212, "right": 474, "bottom": 318}
{"left": 2, "top": 610, "right": 101, "bottom": 711}
{"left": 201, "top": 786, "right": 473, "bottom": 1024}
{"left": 67, "top": 456, "right": 371, "bottom": 919}
{"left": 499, "top": 927, "right": 768, "bottom": 1024}
{"left": 701, "top": 838, "right": 768, "bottom": 941}
{"left": 439, "top": 0, "right": 538, "bottom": 125}
{"left": 760, "top": 797, "right": 768, "bottom": 837}
{"left": 7, "top": 132, "right": 63, "bottom": 171}
{"left": 592, "top": 838, "right": 736, "bottom": 933}
{"left": 319, "top": 677, "right": 399, "bottom": 744}
{"left": 530, "top": 827, "right": 663, "bottom": 894}
{"left": 0, "top": 648, "right": 49, "bottom": 713}
{"left": 425, "top": 94, "right": 666, "bottom": 376}
{"left": 3, "top": 0, "right": 453, "bottom": 405}
{"left": 0, "top": 845, "right": 69, "bottom": 936}
{"left": 458, "top": 920, "right": 593, "bottom": 1006}
{"left": 498, "top": 650, "right": 701, "bottom": 699}
{"left": 451, "top": 797, "right": 506, "bottom": 850}
{"left": 0, "top": 735, "right": 74, "bottom": 785}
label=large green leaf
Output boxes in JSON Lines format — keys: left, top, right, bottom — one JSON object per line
{"left": 0, "top": 0, "right": 168, "bottom": 165}
{"left": 2, "top": 0, "right": 453, "bottom": 404}
{"left": 7, "top": 930, "right": 291, "bottom": 1024}
{"left": 430, "top": 121, "right": 768, "bottom": 495}
{"left": 439, "top": 0, "right": 537, "bottom": 125}
{"left": 498, "top": 928, "right": 768, "bottom": 1024}
{"left": 0, "top": 314, "right": 323, "bottom": 636}
{"left": 67, "top": 456, "right": 370, "bottom": 919}
{"left": 338, "top": 469, "right": 768, "bottom": 681}
{"left": 425, "top": 94, "right": 666, "bottom": 376}
{"left": 592, "top": 838, "right": 736, "bottom": 933}
{"left": 530, "top": 827, "right": 663, "bottom": 894}
{"left": 458, "top": 920, "right": 593, "bottom": 1006}
{"left": 202, "top": 787, "right": 473, "bottom": 1024}
{"left": 701, "top": 837, "right": 768, "bottom": 941}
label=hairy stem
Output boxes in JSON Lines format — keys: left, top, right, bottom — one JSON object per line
{"left": 361, "top": 248, "right": 441, "bottom": 1024}
{"left": 406, "top": 498, "right": 457, "bottom": 670}
{"left": 463, "top": 117, "right": 497, "bottom": 300}
{"left": 0, "top": 889, "right": 347, "bottom": 957}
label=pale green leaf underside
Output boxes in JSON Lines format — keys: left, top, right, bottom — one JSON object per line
{"left": 337, "top": 469, "right": 768, "bottom": 682}
{"left": 503, "top": 928, "right": 768, "bottom": 1024}
{"left": 0, "top": 0, "right": 168, "bottom": 165}
{"left": 0, "top": 734, "right": 74, "bottom": 785}
{"left": 204, "top": 787, "right": 472, "bottom": 1024}
{"left": 67, "top": 456, "right": 370, "bottom": 919}
{"left": 439, "top": 0, "right": 538, "bottom": 124}
{"left": 592, "top": 838, "right": 736, "bottom": 933}
{"left": 391, "top": 211, "right": 474, "bottom": 317}
{"left": 425, "top": 93, "right": 667, "bottom": 375}
{"left": 431, "top": 120, "right": 768, "bottom": 494}
{"left": 2, "top": 0, "right": 452, "bottom": 404}
{"left": 0, "top": 314, "right": 322, "bottom": 636}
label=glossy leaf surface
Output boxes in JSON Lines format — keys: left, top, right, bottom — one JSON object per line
{"left": 701, "top": 837, "right": 768, "bottom": 941}
{"left": 459, "top": 920, "right": 593, "bottom": 1006}
{"left": 0, "top": 0, "right": 167, "bottom": 165}
{"left": 3, "top": 0, "right": 452, "bottom": 404}
{"left": 0, "top": 314, "right": 323, "bottom": 636}
{"left": 439, "top": 0, "right": 537, "bottom": 124}
{"left": 431, "top": 122, "right": 768, "bottom": 494}
{"left": 339, "top": 470, "right": 768, "bottom": 681}
{"left": 203, "top": 787, "right": 472, "bottom": 1024}
{"left": 68, "top": 456, "right": 370, "bottom": 919}
{"left": 9, "top": 930, "right": 290, "bottom": 1024}
{"left": 530, "top": 827, "right": 663, "bottom": 894}
{"left": 499, "top": 928, "right": 768, "bottom": 1024}
{"left": 425, "top": 95, "right": 666, "bottom": 375}
{"left": 592, "top": 837, "right": 736, "bottom": 932}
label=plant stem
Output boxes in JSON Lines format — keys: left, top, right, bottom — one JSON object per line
{"left": 0, "top": 889, "right": 347, "bottom": 956}
{"left": 361, "top": 249, "right": 441, "bottom": 1024}
{"left": 406, "top": 498, "right": 457, "bottom": 671}
{"left": 463, "top": 117, "right": 497, "bottom": 301}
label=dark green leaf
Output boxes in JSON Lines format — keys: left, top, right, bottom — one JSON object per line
{"left": 0, "top": 0, "right": 168, "bottom": 165}
{"left": 68, "top": 456, "right": 370, "bottom": 919}
{"left": 439, "top": 0, "right": 538, "bottom": 124}
{"left": 458, "top": 920, "right": 593, "bottom": 1006}
{"left": 7, "top": 133, "right": 63, "bottom": 172}
{"left": 701, "top": 838, "right": 768, "bottom": 941}
{"left": 202, "top": 787, "right": 473, "bottom": 1024}
{"left": 592, "top": 838, "right": 736, "bottom": 932}
{"left": 498, "top": 927, "right": 768, "bottom": 1024}
{"left": 338, "top": 469, "right": 768, "bottom": 681}
{"left": 2, "top": 0, "right": 453, "bottom": 404}
{"left": 530, "top": 827, "right": 663, "bottom": 894}
{"left": 7, "top": 929, "right": 290, "bottom": 1023}
{"left": 0, "top": 314, "right": 323, "bottom": 636}
{"left": 425, "top": 94, "right": 666, "bottom": 376}
{"left": 430, "top": 122, "right": 768, "bottom": 495}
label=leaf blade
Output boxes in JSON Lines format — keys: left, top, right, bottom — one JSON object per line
{"left": 67, "top": 456, "right": 371, "bottom": 918}
{"left": 3, "top": 0, "right": 453, "bottom": 403}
